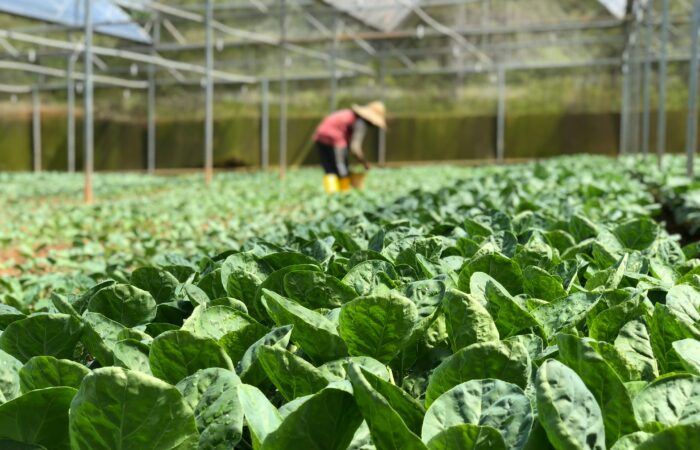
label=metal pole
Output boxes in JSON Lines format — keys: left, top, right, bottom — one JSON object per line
{"left": 147, "top": 14, "right": 160, "bottom": 174}
{"left": 261, "top": 78, "right": 269, "bottom": 169}
{"left": 84, "top": 0, "right": 94, "bottom": 203}
{"left": 329, "top": 15, "right": 339, "bottom": 113}
{"left": 279, "top": 0, "right": 287, "bottom": 179}
{"left": 657, "top": 0, "right": 670, "bottom": 168}
{"left": 686, "top": 0, "right": 700, "bottom": 177}
{"left": 204, "top": 0, "right": 214, "bottom": 183}
{"left": 377, "top": 57, "right": 386, "bottom": 166}
{"left": 620, "top": 48, "right": 631, "bottom": 155}
{"left": 67, "top": 53, "right": 76, "bottom": 173}
{"left": 496, "top": 66, "right": 506, "bottom": 162}
{"left": 641, "top": 0, "right": 654, "bottom": 156}
{"left": 32, "top": 86, "right": 41, "bottom": 172}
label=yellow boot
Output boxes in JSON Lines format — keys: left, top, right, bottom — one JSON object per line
{"left": 323, "top": 174, "right": 340, "bottom": 193}
{"left": 339, "top": 177, "right": 352, "bottom": 192}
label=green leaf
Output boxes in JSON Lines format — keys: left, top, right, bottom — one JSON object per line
{"left": 523, "top": 266, "right": 567, "bottom": 301}
{"left": 636, "top": 423, "right": 700, "bottom": 450}
{"left": 149, "top": 330, "right": 234, "bottom": 385}
{"left": 633, "top": 374, "right": 700, "bottom": 432}
{"left": 459, "top": 253, "right": 524, "bottom": 295}
{"left": 283, "top": 270, "right": 357, "bottom": 309}
{"left": 609, "top": 432, "right": 654, "bottom": 450}
{"left": 197, "top": 268, "right": 228, "bottom": 300}
{"left": 556, "top": 334, "right": 638, "bottom": 445}
{"left": 218, "top": 322, "right": 269, "bottom": 365}
{"left": 112, "top": 339, "right": 152, "bottom": 375}
{"left": 318, "top": 356, "right": 391, "bottom": 382}
{"left": 426, "top": 424, "right": 507, "bottom": 450}
{"left": 0, "top": 313, "right": 83, "bottom": 363}
{"left": 257, "top": 345, "right": 329, "bottom": 401}
{"left": 535, "top": 359, "right": 606, "bottom": 450}
{"left": 0, "top": 387, "right": 75, "bottom": 450}
{"left": 86, "top": 284, "right": 157, "bottom": 327}
{"left": 0, "top": 439, "right": 45, "bottom": 449}
{"left": 19, "top": 356, "right": 89, "bottom": 392}
{"left": 262, "top": 289, "right": 347, "bottom": 363}
{"left": 614, "top": 319, "right": 659, "bottom": 381}
{"left": 443, "top": 289, "right": 499, "bottom": 352}
{"left": 342, "top": 260, "right": 399, "bottom": 296}
{"left": 422, "top": 379, "right": 533, "bottom": 450}
{"left": 532, "top": 292, "right": 599, "bottom": 338}
{"left": 352, "top": 364, "right": 425, "bottom": 433}
{"left": 261, "top": 387, "right": 363, "bottom": 450}
{"left": 672, "top": 339, "right": 700, "bottom": 375}
{"left": 182, "top": 305, "right": 258, "bottom": 340}
{"left": 614, "top": 218, "right": 658, "bottom": 251}
{"left": 469, "top": 273, "right": 542, "bottom": 338}
{"left": 339, "top": 292, "right": 419, "bottom": 363}
{"left": 131, "top": 267, "right": 179, "bottom": 304}
{"left": 237, "top": 384, "right": 282, "bottom": 447}
{"left": 69, "top": 367, "right": 198, "bottom": 450}
{"left": 80, "top": 312, "right": 125, "bottom": 366}
{"left": 347, "top": 364, "right": 427, "bottom": 450}
{"left": 648, "top": 304, "right": 700, "bottom": 374}
{"left": 426, "top": 340, "right": 531, "bottom": 407}
{"left": 254, "top": 264, "right": 321, "bottom": 321}
{"left": 237, "top": 325, "right": 293, "bottom": 386}
{"left": 0, "top": 304, "right": 25, "bottom": 330}
{"left": 666, "top": 284, "right": 700, "bottom": 324}
{"left": 589, "top": 296, "right": 646, "bottom": 343}
{"left": 176, "top": 368, "right": 243, "bottom": 450}
{"left": 0, "top": 350, "right": 21, "bottom": 403}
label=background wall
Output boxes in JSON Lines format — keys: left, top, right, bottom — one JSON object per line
{"left": 0, "top": 109, "right": 693, "bottom": 172}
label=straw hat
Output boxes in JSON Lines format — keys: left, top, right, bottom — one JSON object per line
{"left": 352, "top": 101, "right": 387, "bottom": 130}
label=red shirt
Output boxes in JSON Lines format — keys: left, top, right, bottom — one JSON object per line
{"left": 313, "top": 109, "right": 357, "bottom": 149}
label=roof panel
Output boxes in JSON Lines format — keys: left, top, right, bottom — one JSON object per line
{"left": 597, "top": 0, "right": 627, "bottom": 19}
{"left": 323, "top": 0, "right": 419, "bottom": 32}
{"left": 0, "top": 0, "right": 151, "bottom": 43}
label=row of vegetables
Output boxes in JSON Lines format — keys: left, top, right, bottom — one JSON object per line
{"left": 0, "top": 156, "right": 700, "bottom": 449}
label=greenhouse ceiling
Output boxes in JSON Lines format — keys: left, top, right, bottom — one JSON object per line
{"left": 0, "top": 0, "right": 151, "bottom": 43}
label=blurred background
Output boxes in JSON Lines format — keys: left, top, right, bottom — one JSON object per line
{"left": 0, "top": 0, "right": 695, "bottom": 172}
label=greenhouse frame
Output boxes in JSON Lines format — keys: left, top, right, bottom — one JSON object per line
{"left": 0, "top": 0, "right": 697, "bottom": 201}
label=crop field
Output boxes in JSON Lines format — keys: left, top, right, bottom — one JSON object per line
{"left": 2, "top": 155, "right": 700, "bottom": 450}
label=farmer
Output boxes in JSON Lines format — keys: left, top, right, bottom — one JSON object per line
{"left": 312, "top": 101, "right": 387, "bottom": 193}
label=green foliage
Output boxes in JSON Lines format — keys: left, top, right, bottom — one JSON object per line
{"left": 2, "top": 157, "right": 700, "bottom": 449}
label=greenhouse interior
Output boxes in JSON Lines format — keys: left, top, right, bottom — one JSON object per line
{"left": 3, "top": 1, "right": 700, "bottom": 449}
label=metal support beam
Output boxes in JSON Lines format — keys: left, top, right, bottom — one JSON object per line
{"left": 261, "top": 78, "right": 270, "bottom": 170}
{"left": 67, "top": 52, "right": 78, "bottom": 173}
{"left": 84, "top": 0, "right": 94, "bottom": 203}
{"left": 496, "top": 66, "right": 506, "bottom": 162}
{"left": 620, "top": 51, "right": 631, "bottom": 156}
{"left": 204, "top": 0, "right": 214, "bottom": 184}
{"left": 0, "top": 29, "right": 255, "bottom": 84}
{"left": 279, "top": 0, "right": 288, "bottom": 179}
{"left": 377, "top": 58, "right": 386, "bottom": 166}
{"left": 147, "top": 15, "right": 161, "bottom": 174}
{"left": 687, "top": 0, "right": 700, "bottom": 177}
{"left": 329, "top": 16, "right": 339, "bottom": 113}
{"left": 32, "top": 86, "right": 41, "bottom": 173}
{"left": 641, "top": 0, "right": 654, "bottom": 156}
{"left": 657, "top": 0, "right": 670, "bottom": 168}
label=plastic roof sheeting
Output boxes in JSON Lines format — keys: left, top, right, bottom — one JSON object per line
{"left": 0, "top": 0, "right": 151, "bottom": 43}
{"left": 597, "top": 0, "right": 627, "bottom": 19}
{"left": 323, "top": 0, "right": 419, "bottom": 32}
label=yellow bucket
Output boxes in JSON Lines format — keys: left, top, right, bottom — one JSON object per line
{"left": 351, "top": 172, "right": 367, "bottom": 190}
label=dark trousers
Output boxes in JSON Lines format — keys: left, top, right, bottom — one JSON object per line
{"left": 317, "top": 142, "right": 349, "bottom": 177}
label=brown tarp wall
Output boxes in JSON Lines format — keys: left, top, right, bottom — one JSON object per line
{"left": 0, "top": 110, "right": 693, "bottom": 171}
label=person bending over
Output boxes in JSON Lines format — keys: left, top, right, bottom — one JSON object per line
{"left": 312, "top": 101, "right": 386, "bottom": 192}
